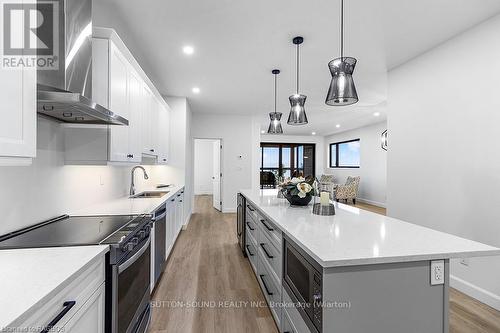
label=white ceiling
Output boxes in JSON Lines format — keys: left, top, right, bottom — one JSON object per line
{"left": 94, "top": 0, "right": 500, "bottom": 136}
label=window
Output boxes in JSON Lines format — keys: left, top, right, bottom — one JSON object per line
{"left": 260, "top": 143, "right": 315, "bottom": 188}
{"left": 329, "top": 139, "right": 360, "bottom": 168}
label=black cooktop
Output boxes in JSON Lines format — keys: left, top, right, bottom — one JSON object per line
{"left": 0, "top": 215, "right": 147, "bottom": 249}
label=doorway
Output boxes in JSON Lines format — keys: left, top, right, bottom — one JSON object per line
{"left": 194, "top": 138, "right": 222, "bottom": 211}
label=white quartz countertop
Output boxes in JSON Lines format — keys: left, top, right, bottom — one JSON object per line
{"left": 70, "top": 185, "right": 184, "bottom": 216}
{"left": 241, "top": 189, "right": 500, "bottom": 268}
{"left": 0, "top": 245, "right": 109, "bottom": 329}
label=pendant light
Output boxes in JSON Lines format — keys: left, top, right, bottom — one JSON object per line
{"left": 325, "top": 0, "right": 358, "bottom": 106}
{"left": 267, "top": 69, "right": 283, "bottom": 134}
{"left": 287, "top": 36, "right": 308, "bottom": 125}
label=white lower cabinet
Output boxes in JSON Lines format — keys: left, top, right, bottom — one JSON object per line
{"left": 164, "top": 189, "right": 185, "bottom": 261}
{"left": 62, "top": 283, "right": 105, "bottom": 333}
{"left": 12, "top": 252, "right": 106, "bottom": 332}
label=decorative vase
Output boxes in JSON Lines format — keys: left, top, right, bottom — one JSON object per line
{"left": 283, "top": 192, "right": 312, "bottom": 206}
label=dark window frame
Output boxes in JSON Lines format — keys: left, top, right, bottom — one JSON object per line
{"left": 329, "top": 138, "right": 360, "bottom": 168}
{"left": 260, "top": 142, "right": 316, "bottom": 179}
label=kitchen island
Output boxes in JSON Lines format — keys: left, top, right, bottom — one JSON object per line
{"left": 239, "top": 189, "right": 500, "bottom": 333}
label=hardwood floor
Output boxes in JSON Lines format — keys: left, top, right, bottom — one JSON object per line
{"left": 149, "top": 195, "right": 500, "bottom": 333}
{"left": 149, "top": 195, "right": 278, "bottom": 333}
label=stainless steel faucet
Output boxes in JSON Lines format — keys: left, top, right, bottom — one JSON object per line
{"left": 130, "top": 166, "right": 149, "bottom": 196}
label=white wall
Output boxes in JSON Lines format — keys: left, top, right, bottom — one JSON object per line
{"left": 194, "top": 139, "right": 215, "bottom": 195}
{"left": 0, "top": 117, "right": 160, "bottom": 235}
{"left": 324, "top": 121, "right": 387, "bottom": 207}
{"left": 192, "top": 113, "right": 258, "bottom": 212}
{"left": 260, "top": 134, "right": 325, "bottom": 177}
{"left": 387, "top": 14, "right": 500, "bottom": 309}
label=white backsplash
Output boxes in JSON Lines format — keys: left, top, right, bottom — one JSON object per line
{"left": 0, "top": 117, "right": 172, "bottom": 235}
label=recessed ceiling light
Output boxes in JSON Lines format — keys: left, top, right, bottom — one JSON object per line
{"left": 183, "top": 45, "right": 194, "bottom": 55}
{"left": 311, "top": 132, "right": 316, "bottom": 135}
{"left": 336, "top": 124, "right": 341, "bottom": 128}
{"left": 261, "top": 130, "right": 265, "bottom": 134}
{"left": 373, "top": 112, "right": 380, "bottom": 117}
{"left": 192, "top": 87, "right": 200, "bottom": 94}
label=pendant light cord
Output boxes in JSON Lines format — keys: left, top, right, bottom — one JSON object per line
{"left": 340, "top": 0, "right": 344, "bottom": 60}
{"left": 274, "top": 72, "right": 277, "bottom": 114}
{"left": 296, "top": 43, "right": 300, "bottom": 94}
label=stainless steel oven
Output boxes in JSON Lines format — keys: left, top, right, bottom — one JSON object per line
{"left": 109, "top": 222, "right": 152, "bottom": 333}
{"left": 283, "top": 235, "right": 323, "bottom": 333}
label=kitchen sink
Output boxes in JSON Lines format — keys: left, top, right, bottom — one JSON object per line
{"left": 130, "top": 191, "right": 169, "bottom": 198}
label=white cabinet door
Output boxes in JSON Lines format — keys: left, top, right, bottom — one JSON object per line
{"left": 0, "top": 59, "right": 36, "bottom": 163}
{"left": 108, "top": 42, "right": 130, "bottom": 162}
{"left": 128, "top": 70, "right": 143, "bottom": 162}
{"left": 157, "top": 104, "right": 170, "bottom": 164}
{"left": 62, "top": 283, "right": 105, "bottom": 333}
{"left": 165, "top": 198, "right": 175, "bottom": 257}
{"left": 142, "top": 86, "right": 154, "bottom": 155}
{"left": 151, "top": 98, "right": 160, "bottom": 155}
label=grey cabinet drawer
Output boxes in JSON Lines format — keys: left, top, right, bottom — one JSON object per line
{"left": 281, "top": 306, "right": 297, "bottom": 333}
{"left": 282, "top": 288, "right": 312, "bottom": 333}
{"left": 258, "top": 215, "right": 281, "bottom": 248}
{"left": 258, "top": 232, "right": 281, "bottom": 283}
{"left": 258, "top": 255, "right": 282, "bottom": 328}
{"left": 246, "top": 232, "right": 259, "bottom": 274}
{"left": 245, "top": 214, "right": 258, "bottom": 240}
{"left": 246, "top": 203, "right": 259, "bottom": 221}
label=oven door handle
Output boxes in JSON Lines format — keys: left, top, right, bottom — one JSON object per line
{"left": 119, "top": 237, "right": 151, "bottom": 273}
{"left": 152, "top": 211, "right": 167, "bottom": 222}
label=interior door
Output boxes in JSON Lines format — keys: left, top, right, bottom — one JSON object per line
{"left": 212, "top": 140, "right": 221, "bottom": 211}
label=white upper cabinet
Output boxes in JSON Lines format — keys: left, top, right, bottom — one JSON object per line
{"left": 0, "top": 60, "right": 36, "bottom": 165}
{"left": 66, "top": 28, "right": 171, "bottom": 165}
{"left": 157, "top": 104, "right": 171, "bottom": 164}
{"left": 108, "top": 42, "right": 131, "bottom": 162}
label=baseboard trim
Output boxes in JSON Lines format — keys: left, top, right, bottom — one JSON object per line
{"left": 182, "top": 213, "right": 192, "bottom": 230}
{"left": 450, "top": 274, "right": 500, "bottom": 311}
{"left": 222, "top": 208, "right": 237, "bottom": 213}
{"left": 357, "top": 197, "right": 386, "bottom": 208}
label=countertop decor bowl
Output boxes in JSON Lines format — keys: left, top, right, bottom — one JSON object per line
{"left": 283, "top": 191, "right": 312, "bottom": 206}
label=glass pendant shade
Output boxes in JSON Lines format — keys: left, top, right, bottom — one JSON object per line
{"left": 325, "top": 57, "right": 358, "bottom": 106}
{"left": 267, "top": 112, "right": 283, "bottom": 134}
{"left": 287, "top": 94, "right": 308, "bottom": 125}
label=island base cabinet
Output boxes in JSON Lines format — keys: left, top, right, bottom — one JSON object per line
{"left": 321, "top": 260, "right": 449, "bottom": 333}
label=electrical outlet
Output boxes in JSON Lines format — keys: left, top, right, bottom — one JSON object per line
{"left": 430, "top": 260, "right": 445, "bottom": 285}
{"left": 460, "top": 258, "right": 470, "bottom": 267}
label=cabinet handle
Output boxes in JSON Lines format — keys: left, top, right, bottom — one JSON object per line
{"left": 163, "top": 158, "right": 167, "bottom": 162}
{"left": 41, "top": 301, "right": 76, "bottom": 333}
{"left": 260, "top": 243, "right": 274, "bottom": 259}
{"left": 261, "top": 219, "right": 274, "bottom": 231}
{"left": 246, "top": 205, "right": 255, "bottom": 212}
{"left": 246, "top": 222, "right": 255, "bottom": 231}
{"left": 259, "top": 275, "right": 273, "bottom": 296}
{"left": 179, "top": 200, "right": 183, "bottom": 202}
{"left": 171, "top": 199, "right": 175, "bottom": 202}
{"left": 127, "top": 154, "right": 133, "bottom": 158}
{"left": 150, "top": 149, "right": 155, "bottom": 152}
{"left": 245, "top": 245, "right": 255, "bottom": 256}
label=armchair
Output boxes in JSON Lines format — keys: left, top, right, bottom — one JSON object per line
{"left": 335, "top": 176, "right": 360, "bottom": 204}
{"left": 318, "top": 174, "right": 336, "bottom": 197}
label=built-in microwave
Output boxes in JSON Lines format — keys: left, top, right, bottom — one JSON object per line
{"left": 283, "top": 236, "right": 323, "bottom": 333}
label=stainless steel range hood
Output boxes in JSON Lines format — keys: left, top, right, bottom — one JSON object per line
{"left": 36, "top": 0, "right": 128, "bottom": 126}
